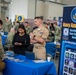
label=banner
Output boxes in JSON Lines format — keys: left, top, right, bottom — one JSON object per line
{"left": 16, "top": 15, "right": 24, "bottom": 22}
{"left": 59, "top": 6, "right": 76, "bottom": 75}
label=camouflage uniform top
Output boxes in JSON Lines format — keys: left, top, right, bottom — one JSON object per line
{"left": 25, "top": 26, "right": 31, "bottom": 34}
{"left": 3, "top": 21, "right": 12, "bottom": 32}
{"left": 8, "top": 32, "right": 15, "bottom": 45}
{"left": 54, "top": 26, "right": 61, "bottom": 42}
{"left": 0, "top": 36, "right": 4, "bottom": 60}
{"left": 14, "top": 24, "right": 19, "bottom": 31}
{"left": 0, "top": 28, "right": 3, "bottom": 31}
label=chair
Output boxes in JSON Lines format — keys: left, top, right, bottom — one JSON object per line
{"left": 27, "top": 44, "right": 34, "bottom": 52}
{"left": 4, "top": 32, "right": 8, "bottom": 35}
{"left": 1, "top": 35, "right": 7, "bottom": 45}
{"left": 55, "top": 44, "right": 60, "bottom": 57}
{"left": 45, "top": 42, "right": 56, "bottom": 58}
{"left": 25, "top": 51, "right": 35, "bottom": 60}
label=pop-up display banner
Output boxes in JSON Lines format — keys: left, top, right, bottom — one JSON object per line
{"left": 59, "top": 6, "right": 76, "bottom": 75}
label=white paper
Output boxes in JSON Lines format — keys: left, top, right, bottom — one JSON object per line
{"left": 33, "top": 60, "right": 46, "bottom": 63}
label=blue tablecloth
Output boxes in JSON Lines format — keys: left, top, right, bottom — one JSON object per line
{"left": 46, "top": 42, "right": 56, "bottom": 58}
{"left": 3, "top": 55, "right": 57, "bottom": 75}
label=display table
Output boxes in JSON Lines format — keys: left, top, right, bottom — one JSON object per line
{"left": 3, "top": 55, "right": 57, "bottom": 75}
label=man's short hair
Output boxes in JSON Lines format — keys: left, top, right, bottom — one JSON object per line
{"left": 6, "top": 17, "right": 9, "bottom": 19}
{"left": 35, "top": 16, "right": 43, "bottom": 20}
{"left": 0, "top": 20, "right": 3, "bottom": 25}
{"left": 16, "top": 21, "right": 20, "bottom": 25}
{"left": 53, "top": 22, "right": 57, "bottom": 25}
{"left": 25, "top": 22, "right": 28, "bottom": 24}
{"left": 47, "top": 19, "right": 50, "bottom": 21}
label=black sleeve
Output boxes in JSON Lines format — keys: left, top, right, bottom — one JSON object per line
{"left": 12, "top": 33, "right": 17, "bottom": 46}
{"left": 22, "top": 34, "right": 30, "bottom": 47}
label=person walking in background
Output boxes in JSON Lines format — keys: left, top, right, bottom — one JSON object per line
{"left": 14, "top": 21, "right": 20, "bottom": 32}
{"left": 49, "top": 23, "right": 55, "bottom": 42}
{"left": 3, "top": 17, "right": 12, "bottom": 33}
{"left": 46, "top": 19, "right": 50, "bottom": 26}
{"left": 30, "top": 16, "right": 49, "bottom": 60}
{"left": 52, "top": 22, "right": 61, "bottom": 42}
{"left": 12, "top": 21, "right": 15, "bottom": 28}
{"left": 24, "top": 22, "right": 31, "bottom": 34}
{"left": 12, "top": 24, "right": 30, "bottom": 55}
{"left": 45, "top": 23, "right": 51, "bottom": 41}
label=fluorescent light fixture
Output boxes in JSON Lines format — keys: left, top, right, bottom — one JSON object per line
{"left": 4, "top": 0, "right": 13, "bottom": 2}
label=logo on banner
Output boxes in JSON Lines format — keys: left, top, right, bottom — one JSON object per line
{"left": 71, "top": 7, "right": 76, "bottom": 23}
{"left": 63, "top": 28, "right": 69, "bottom": 36}
{"left": 18, "top": 16, "right": 22, "bottom": 21}
{"left": 16, "top": 15, "right": 24, "bottom": 22}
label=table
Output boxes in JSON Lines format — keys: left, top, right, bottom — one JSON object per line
{"left": 3, "top": 55, "right": 57, "bottom": 75}
{"left": 45, "top": 42, "right": 60, "bottom": 58}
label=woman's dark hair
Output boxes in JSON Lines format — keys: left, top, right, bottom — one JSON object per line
{"left": 50, "top": 23, "right": 55, "bottom": 30}
{"left": 17, "top": 24, "right": 26, "bottom": 34}
{"left": 50, "top": 23, "right": 54, "bottom": 27}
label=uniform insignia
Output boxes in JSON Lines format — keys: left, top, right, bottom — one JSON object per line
{"left": 38, "top": 28, "right": 41, "bottom": 31}
{"left": 40, "top": 32, "right": 43, "bottom": 34}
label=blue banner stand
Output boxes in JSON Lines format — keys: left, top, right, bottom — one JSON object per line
{"left": 59, "top": 6, "right": 76, "bottom": 75}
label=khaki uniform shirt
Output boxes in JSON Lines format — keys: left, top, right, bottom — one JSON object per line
{"left": 33, "top": 26, "right": 49, "bottom": 60}
{"left": 33, "top": 26, "right": 49, "bottom": 47}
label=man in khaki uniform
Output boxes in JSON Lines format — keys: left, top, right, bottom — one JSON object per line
{"left": 0, "top": 20, "right": 5, "bottom": 72}
{"left": 30, "top": 17, "right": 49, "bottom": 60}
{"left": 24, "top": 22, "right": 31, "bottom": 34}
{"left": 3, "top": 17, "right": 12, "bottom": 33}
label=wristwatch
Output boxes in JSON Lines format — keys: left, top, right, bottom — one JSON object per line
{"left": 34, "top": 35, "right": 36, "bottom": 37}
{"left": 33, "top": 35, "right": 36, "bottom": 39}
